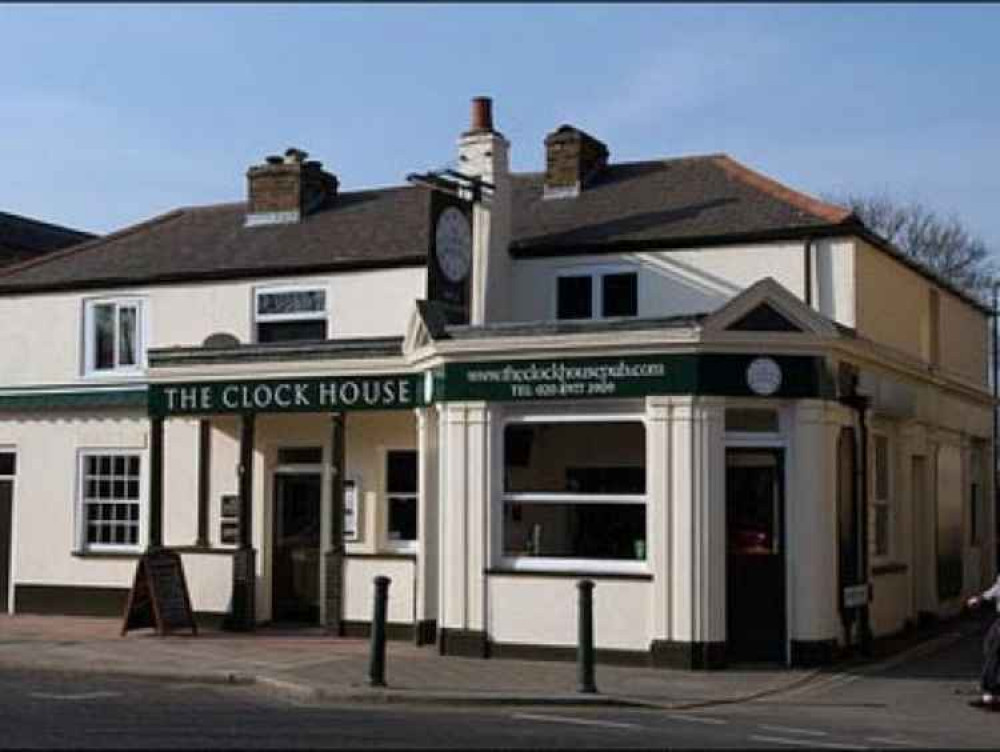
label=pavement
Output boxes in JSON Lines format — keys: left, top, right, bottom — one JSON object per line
{"left": 0, "top": 612, "right": 985, "bottom": 710}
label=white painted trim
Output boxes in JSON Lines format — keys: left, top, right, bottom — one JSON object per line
{"left": 499, "top": 556, "right": 650, "bottom": 575}
{"left": 75, "top": 447, "right": 147, "bottom": 554}
{"left": 553, "top": 263, "right": 638, "bottom": 321}
{"left": 253, "top": 283, "right": 330, "bottom": 342}
{"left": 81, "top": 295, "right": 149, "bottom": 379}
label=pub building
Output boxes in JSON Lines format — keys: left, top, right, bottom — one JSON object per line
{"left": 0, "top": 98, "right": 994, "bottom": 668}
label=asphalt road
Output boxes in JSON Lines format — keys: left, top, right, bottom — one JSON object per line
{"left": 1, "top": 619, "right": 998, "bottom": 749}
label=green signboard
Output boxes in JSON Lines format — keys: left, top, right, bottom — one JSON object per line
{"left": 149, "top": 373, "right": 425, "bottom": 417}
{"left": 434, "top": 353, "right": 825, "bottom": 403}
{"left": 147, "top": 353, "right": 826, "bottom": 416}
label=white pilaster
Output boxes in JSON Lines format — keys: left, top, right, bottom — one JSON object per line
{"left": 645, "top": 397, "right": 673, "bottom": 643}
{"left": 789, "top": 401, "right": 840, "bottom": 643}
{"left": 415, "top": 407, "right": 439, "bottom": 626}
{"left": 436, "top": 401, "right": 491, "bottom": 633}
{"left": 670, "top": 398, "right": 726, "bottom": 644}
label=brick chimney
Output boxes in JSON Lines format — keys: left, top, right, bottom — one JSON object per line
{"left": 543, "top": 125, "right": 609, "bottom": 199}
{"left": 245, "top": 148, "right": 339, "bottom": 227}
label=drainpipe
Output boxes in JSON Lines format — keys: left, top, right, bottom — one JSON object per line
{"left": 855, "top": 396, "right": 873, "bottom": 656}
{"left": 804, "top": 238, "right": 814, "bottom": 308}
{"left": 993, "top": 283, "right": 999, "bottom": 571}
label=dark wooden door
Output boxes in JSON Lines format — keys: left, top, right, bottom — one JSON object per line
{"left": 271, "top": 473, "right": 322, "bottom": 624}
{"left": 726, "top": 449, "right": 786, "bottom": 663}
{"left": 0, "top": 477, "right": 12, "bottom": 613}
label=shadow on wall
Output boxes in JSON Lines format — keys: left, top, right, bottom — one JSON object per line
{"left": 631, "top": 250, "right": 744, "bottom": 315}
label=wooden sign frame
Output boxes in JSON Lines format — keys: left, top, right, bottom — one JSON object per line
{"left": 121, "top": 548, "right": 198, "bottom": 636}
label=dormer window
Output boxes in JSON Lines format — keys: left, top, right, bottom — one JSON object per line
{"left": 556, "top": 267, "right": 638, "bottom": 321}
{"left": 254, "top": 285, "right": 328, "bottom": 343}
{"left": 83, "top": 298, "right": 146, "bottom": 376}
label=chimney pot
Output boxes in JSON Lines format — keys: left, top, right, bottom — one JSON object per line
{"left": 470, "top": 96, "right": 493, "bottom": 133}
{"left": 284, "top": 147, "right": 308, "bottom": 164}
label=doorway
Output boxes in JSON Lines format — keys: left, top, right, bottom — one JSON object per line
{"left": 271, "top": 472, "right": 322, "bottom": 624}
{"left": 726, "top": 448, "right": 786, "bottom": 663}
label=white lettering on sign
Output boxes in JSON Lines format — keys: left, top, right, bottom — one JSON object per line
{"left": 157, "top": 376, "right": 416, "bottom": 414}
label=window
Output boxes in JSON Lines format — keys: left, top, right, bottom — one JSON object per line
{"left": 873, "top": 434, "right": 892, "bottom": 559}
{"left": 386, "top": 450, "right": 417, "bottom": 547}
{"left": 725, "top": 408, "right": 780, "bottom": 434}
{"left": 79, "top": 452, "right": 142, "bottom": 550}
{"left": 84, "top": 299, "right": 144, "bottom": 375}
{"left": 502, "top": 421, "right": 646, "bottom": 567}
{"left": 556, "top": 268, "right": 638, "bottom": 321}
{"left": 255, "top": 286, "right": 327, "bottom": 343}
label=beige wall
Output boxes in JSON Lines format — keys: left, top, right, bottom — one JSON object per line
{"left": 854, "top": 240, "right": 988, "bottom": 385}
{"left": 0, "top": 267, "right": 426, "bottom": 388}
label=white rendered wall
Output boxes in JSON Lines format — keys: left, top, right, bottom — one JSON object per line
{"left": 487, "top": 575, "right": 651, "bottom": 650}
{"left": 0, "top": 266, "right": 425, "bottom": 388}
{"left": 508, "top": 243, "right": 810, "bottom": 322}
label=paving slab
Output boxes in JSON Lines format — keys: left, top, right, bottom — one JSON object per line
{"left": 0, "top": 613, "right": 963, "bottom": 709}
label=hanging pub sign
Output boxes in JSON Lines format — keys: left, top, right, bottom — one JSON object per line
{"left": 121, "top": 549, "right": 197, "bottom": 637}
{"left": 433, "top": 353, "right": 826, "bottom": 403}
{"left": 426, "top": 190, "right": 473, "bottom": 325}
{"left": 149, "top": 373, "right": 424, "bottom": 417}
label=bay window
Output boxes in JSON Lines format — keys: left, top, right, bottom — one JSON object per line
{"left": 502, "top": 420, "right": 647, "bottom": 569}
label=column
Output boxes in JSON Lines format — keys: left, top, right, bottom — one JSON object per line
{"left": 668, "top": 398, "right": 726, "bottom": 669}
{"left": 226, "top": 412, "right": 256, "bottom": 631}
{"left": 195, "top": 419, "right": 211, "bottom": 547}
{"left": 415, "top": 407, "right": 439, "bottom": 644}
{"left": 788, "top": 400, "right": 840, "bottom": 665}
{"left": 645, "top": 397, "right": 672, "bottom": 660}
{"left": 148, "top": 416, "right": 164, "bottom": 550}
{"left": 324, "top": 412, "right": 345, "bottom": 635}
{"left": 436, "top": 401, "right": 491, "bottom": 657}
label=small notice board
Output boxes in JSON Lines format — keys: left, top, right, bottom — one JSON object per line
{"left": 121, "top": 548, "right": 198, "bottom": 636}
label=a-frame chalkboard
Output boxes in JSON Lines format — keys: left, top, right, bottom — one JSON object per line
{"left": 121, "top": 549, "right": 198, "bottom": 636}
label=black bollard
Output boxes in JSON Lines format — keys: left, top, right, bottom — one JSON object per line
{"left": 577, "top": 579, "right": 597, "bottom": 694}
{"left": 368, "top": 576, "right": 391, "bottom": 687}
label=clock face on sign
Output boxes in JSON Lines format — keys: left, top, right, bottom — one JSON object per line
{"left": 435, "top": 207, "right": 472, "bottom": 283}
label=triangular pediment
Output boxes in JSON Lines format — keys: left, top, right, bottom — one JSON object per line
{"left": 703, "top": 277, "right": 838, "bottom": 337}
{"left": 727, "top": 302, "right": 803, "bottom": 332}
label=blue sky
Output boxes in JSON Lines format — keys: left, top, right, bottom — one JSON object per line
{"left": 1, "top": 4, "right": 998, "bottom": 250}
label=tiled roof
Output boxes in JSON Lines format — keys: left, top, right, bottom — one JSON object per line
{"left": 0, "top": 211, "right": 94, "bottom": 268}
{"left": 0, "top": 155, "right": 857, "bottom": 293}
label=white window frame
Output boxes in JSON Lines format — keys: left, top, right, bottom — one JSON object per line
{"left": 383, "top": 447, "right": 418, "bottom": 553}
{"left": 498, "top": 412, "right": 649, "bottom": 575}
{"left": 82, "top": 297, "right": 147, "bottom": 378}
{"left": 554, "top": 264, "right": 639, "bottom": 321}
{"left": 253, "top": 283, "right": 329, "bottom": 343}
{"left": 871, "top": 432, "right": 893, "bottom": 562}
{"left": 76, "top": 449, "right": 146, "bottom": 554}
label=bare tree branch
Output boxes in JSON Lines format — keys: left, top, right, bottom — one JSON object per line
{"left": 826, "top": 192, "right": 996, "bottom": 300}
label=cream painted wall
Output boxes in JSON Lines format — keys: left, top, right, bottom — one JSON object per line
{"left": 344, "top": 557, "right": 415, "bottom": 624}
{"left": 487, "top": 575, "right": 651, "bottom": 650}
{"left": 0, "top": 266, "right": 426, "bottom": 388}
{"left": 508, "top": 244, "right": 808, "bottom": 322}
{"left": 0, "top": 411, "right": 148, "bottom": 588}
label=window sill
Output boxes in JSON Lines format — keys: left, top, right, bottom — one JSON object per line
{"left": 72, "top": 549, "right": 142, "bottom": 559}
{"left": 496, "top": 557, "right": 650, "bottom": 578}
{"left": 872, "top": 561, "right": 908, "bottom": 577}
{"left": 486, "top": 567, "right": 653, "bottom": 581}
{"left": 345, "top": 551, "right": 417, "bottom": 561}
